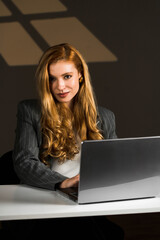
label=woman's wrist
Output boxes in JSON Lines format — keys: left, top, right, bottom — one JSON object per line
{"left": 59, "top": 179, "right": 69, "bottom": 188}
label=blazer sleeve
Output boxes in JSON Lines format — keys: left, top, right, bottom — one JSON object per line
{"left": 98, "top": 106, "right": 117, "bottom": 139}
{"left": 13, "top": 100, "right": 67, "bottom": 191}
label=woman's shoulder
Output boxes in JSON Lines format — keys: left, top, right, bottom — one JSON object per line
{"left": 98, "top": 106, "right": 115, "bottom": 120}
{"left": 18, "top": 98, "right": 40, "bottom": 108}
{"left": 18, "top": 99, "right": 40, "bottom": 111}
{"left": 17, "top": 99, "right": 41, "bottom": 120}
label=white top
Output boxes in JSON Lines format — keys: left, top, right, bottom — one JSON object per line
{"left": 51, "top": 150, "right": 81, "bottom": 178}
{"left": 0, "top": 185, "right": 160, "bottom": 221}
{"left": 51, "top": 135, "right": 81, "bottom": 178}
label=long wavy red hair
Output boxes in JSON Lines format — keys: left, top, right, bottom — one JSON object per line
{"left": 36, "top": 43, "right": 103, "bottom": 164}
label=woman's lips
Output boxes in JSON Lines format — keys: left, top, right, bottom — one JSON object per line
{"left": 57, "top": 92, "right": 69, "bottom": 98}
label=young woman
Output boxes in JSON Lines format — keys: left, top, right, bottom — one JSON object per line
{"left": 12, "top": 43, "right": 123, "bottom": 239}
{"left": 13, "top": 43, "right": 117, "bottom": 190}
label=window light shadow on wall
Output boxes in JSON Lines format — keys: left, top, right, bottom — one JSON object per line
{"left": 0, "top": 0, "right": 118, "bottom": 66}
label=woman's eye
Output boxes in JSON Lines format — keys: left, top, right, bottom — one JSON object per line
{"left": 64, "top": 75, "right": 72, "bottom": 80}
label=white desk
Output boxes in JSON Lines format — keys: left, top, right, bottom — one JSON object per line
{"left": 0, "top": 185, "right": 160, "bottom": 221}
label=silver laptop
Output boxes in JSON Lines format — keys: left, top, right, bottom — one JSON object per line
{"left": 56, "top": 136, "right": 160, "bottom": 204}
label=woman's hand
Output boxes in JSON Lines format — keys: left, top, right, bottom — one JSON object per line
{"left": 59, "top": 174, "right": 80, "bottom": 188}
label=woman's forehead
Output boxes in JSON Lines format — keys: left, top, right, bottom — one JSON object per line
{"left": 49, "top": 60, "right": 78, "bottom": 75}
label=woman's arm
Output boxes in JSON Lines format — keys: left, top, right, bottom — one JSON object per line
{"left": 13, "top": 100, "right": 68, "bottom": 190}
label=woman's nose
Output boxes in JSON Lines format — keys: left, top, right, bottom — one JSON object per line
{"left": 57, "top": 79, "right": 65, "bottom": 91}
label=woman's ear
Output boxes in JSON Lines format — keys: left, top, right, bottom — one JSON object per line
{"left": 78, "top": 72, "right": 82, "bottom": 78}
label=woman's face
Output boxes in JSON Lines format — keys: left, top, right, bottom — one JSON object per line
{"left": 49, "top": 60, "right": 81, "bottom": 108}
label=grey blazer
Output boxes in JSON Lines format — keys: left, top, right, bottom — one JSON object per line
{"left": 13, "top": 99, "right": 117, "bottom": 191}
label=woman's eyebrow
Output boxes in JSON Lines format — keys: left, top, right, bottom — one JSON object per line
{"left": 49, "top": 72, "right": 73, "bottom": 78}
{"left": 62, "top": 72, "right": 73, "bottom": 76}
